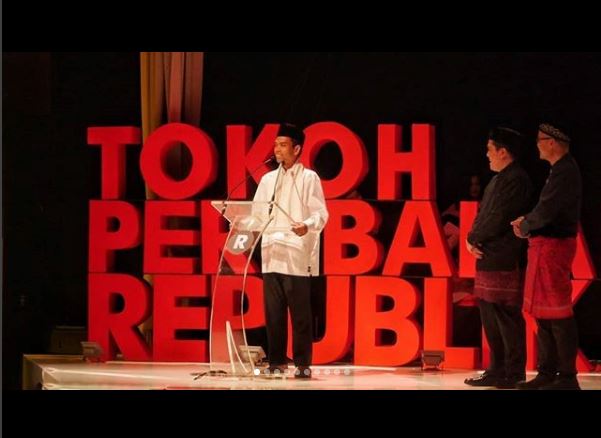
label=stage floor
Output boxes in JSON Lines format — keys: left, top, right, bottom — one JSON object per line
{"left": 23, "top": 355, "right": 601, "bottom": 390}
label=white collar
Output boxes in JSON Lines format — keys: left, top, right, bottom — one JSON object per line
{"left": 282, "top": 162, "right": 304, "bottom": 177}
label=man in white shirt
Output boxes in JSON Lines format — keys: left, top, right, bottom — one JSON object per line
{"left": 253, "top": 123, "right": 329, "bottom": 378}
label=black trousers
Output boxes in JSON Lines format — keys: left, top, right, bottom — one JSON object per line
{"left": 478, "top": 299, "right": 526, "bottom": 378}
{"left": 263, "top": 273, "right": 312, "bottom": 367}
{"left": 536, "top": 317, "right": 578, "bottom": 378}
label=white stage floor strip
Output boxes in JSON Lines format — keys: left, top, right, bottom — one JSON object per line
{"left": 23, "top": 355, "right": 601, "bottom": 390}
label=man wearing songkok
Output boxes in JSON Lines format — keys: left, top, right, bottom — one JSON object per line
{"left": 253, "top": 123, "right": 329, "bottom": 379}
{"left": 464, "top": 127, "right": 533, "bottom": 389}
{"left": 511, "top": 123, "right": 582, "bottom": 390}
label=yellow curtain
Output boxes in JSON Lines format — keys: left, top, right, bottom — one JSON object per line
{"left": 139, "top": 52, "right": 204, "bottom": 341}
{"left": 140, "top": 52, "right": 204, "bottom": 197}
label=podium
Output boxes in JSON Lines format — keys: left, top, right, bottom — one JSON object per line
{"left": 204, "top": 199, "right": 291, "bottom": 377}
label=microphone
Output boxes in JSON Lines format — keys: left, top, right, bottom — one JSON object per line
{"left": 221, "top": 156, "right": 275, "bottom": 215}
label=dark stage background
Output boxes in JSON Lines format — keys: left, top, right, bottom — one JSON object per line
{"left": 3, "top": 52, "right": 601, "bottom": 389}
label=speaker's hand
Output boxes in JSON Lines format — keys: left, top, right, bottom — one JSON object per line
{"left": 291, "top": 222, "right": 308, "bottom": 237}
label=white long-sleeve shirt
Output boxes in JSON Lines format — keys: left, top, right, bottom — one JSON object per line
{"left": 252, "top": 162, "right": 329, "bottom": 276}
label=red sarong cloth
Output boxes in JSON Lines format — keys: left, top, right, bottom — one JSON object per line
{"left": 474, "top": 270, "right": 523, "bottom": 307}
{"left": 523, "top": 236, "right": 576, "bottom": 319}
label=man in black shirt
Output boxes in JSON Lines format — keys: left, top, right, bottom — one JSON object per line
{"left": 511, "top": 123, "right": 582, "bottom": 390}
{"left": 464, "top": 127, "right": 532, "bottom": 389}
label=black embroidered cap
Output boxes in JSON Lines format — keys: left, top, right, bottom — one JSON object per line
{"left": 277, "top": 123, "right": 305, "bottom": 145}
{"left": 539, "top": 123, "right": 571, "bottom": 143}
{"left": 489, "top": 126, "right": 523, "bottom": 157}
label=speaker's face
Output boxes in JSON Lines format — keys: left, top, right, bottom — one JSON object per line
{"left": 274, "top": 136, "right": 300, "bottom": 168}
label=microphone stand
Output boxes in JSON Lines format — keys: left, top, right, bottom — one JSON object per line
{"left": 268, "top": 162, "right": 284, "bottom": 216}
{"left": 221, "top": 156, "right": 274, "bottom": 216}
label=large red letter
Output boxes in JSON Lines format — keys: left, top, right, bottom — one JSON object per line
{"left": 140, "top": 123, "right": 217, "bottom": 199}
{"left": 383, "top": 201, "right": 455, "bottom": 277}
{"left": 144, "top": 201, "right": 200, "bottom": 274}
{"left": 226, "top": 124, "right": 278, "bottom": 199}
{"left": 323, "top": 200, "right": 383, "bottom": 275}
{"left": 153, "top": 275, "right": 210, "bottom": 361}
{"left": 300, "top": 122, "right": 368, "bottom": 198}
{"left": 312, "top": 276, "right": 353, "bottom": 364}
{"left": 211, "top": 275, "right": 265, "bottom": 330}
{"left": 573, "top": 225, "right": 597, "bottom": 280}
{"left": 89, "top": 201, "right": 141, "bottom": 272}
{"left": 287, "top": 276, "right": 354, "bottom": 364}
{"left": 423, "top": 278, "right": 480, "bottom": 368}
{"left": 355, "top": 276, "right": 421, "bottom": 366}
{"left": 88, "top": 273, "right": 151, "bottom": 361}
{"left": 87, "top": 127, "right": 140, "bottom": 199}
{"left": 210, "top": 275, "right": 264, "bottom": 365}
{"left": 571, "top": 226, "right": 596, "bottom": 370}
{"left": 377, "top": 124, "right": 436, "bottom": 200}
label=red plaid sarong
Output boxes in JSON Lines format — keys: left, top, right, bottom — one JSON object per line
{"left": 523, "top": 236, "right": 576, "bottom": 319}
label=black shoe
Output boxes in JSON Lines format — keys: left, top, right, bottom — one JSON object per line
{"left": 263, "top": 365, "right": 288, "bottom": 376}
{"left": 464, "top": 372, "right": 501, "bottom": 387}
{"left": 540, "top": 377, "right": 581, "bottom": 390}
{"left": 495, "top": 375, "right": 526, "bottom": 389}
{"left": 516, "top": 373, "right": 555, "bottom": 390}
{"left": 294, "top": 366, "right": 312, "bottom": 379}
